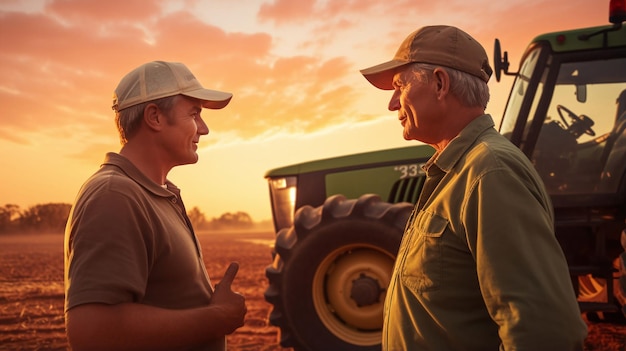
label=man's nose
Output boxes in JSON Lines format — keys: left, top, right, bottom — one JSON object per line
{"left": 388, "top": 93, "right": 400, "bottom": 111}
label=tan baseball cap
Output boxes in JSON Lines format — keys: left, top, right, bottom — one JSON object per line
{"left": 361, "top": 25, "right": 492, "bottom": 90}
{"left": 112, "top": 61, "right": 233, "bottom": 111}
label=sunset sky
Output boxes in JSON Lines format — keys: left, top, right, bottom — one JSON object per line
{"left": 0, "top": 0, "right": 609, "bottom": 222}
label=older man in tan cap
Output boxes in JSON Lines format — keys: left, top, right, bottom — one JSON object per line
{"left": 361, "top": 26, "right": 587, "bottom": 351}
{"left": 64, "top": 61, "right": 246, "bottom": 351}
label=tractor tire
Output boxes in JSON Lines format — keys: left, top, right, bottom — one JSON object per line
{"left": 264, "top": 194, "right": 413, "bottom": 351}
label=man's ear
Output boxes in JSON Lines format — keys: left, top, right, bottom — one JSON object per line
{"left": 143, "top": 103, "right": 162, "bottom": 131}
{"left": 433, "top": 68, "right": 450, "bottom": 99}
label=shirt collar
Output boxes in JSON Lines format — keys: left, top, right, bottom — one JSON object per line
{"left": 427, "top": 114, "right": 496, "bottom": 174}
{"left": 101, "top": 152, "right": 179, "bottom": 198}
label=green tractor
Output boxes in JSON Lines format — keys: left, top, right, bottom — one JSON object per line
{"left": 264, "top": 3, "right": 626, "bottom": 350}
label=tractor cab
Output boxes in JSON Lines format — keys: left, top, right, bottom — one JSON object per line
{"left": 495, "top": 10, "right": 626, "bottom": 202}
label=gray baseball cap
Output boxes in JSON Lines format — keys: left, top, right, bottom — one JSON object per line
{"left": 112, "top": 61, "right": 232, "bottom": 111}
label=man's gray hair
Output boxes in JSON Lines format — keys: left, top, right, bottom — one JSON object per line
{"left": 411, "top": 63, "right": 490, "bottom": 109}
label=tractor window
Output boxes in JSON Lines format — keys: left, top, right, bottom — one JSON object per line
{"left": 532, "top": 57, "right": 626, "bottom": 195}
{"left": 500, "top": 47, "right": 541, "bottom": 138}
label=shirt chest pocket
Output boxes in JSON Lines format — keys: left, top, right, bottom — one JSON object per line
{"left": 400, "top": 211, "right": 448, "bottom": 293}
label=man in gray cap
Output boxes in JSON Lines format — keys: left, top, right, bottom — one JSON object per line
{"left": 361, "top": 26, "right": 587, "bottom": 351}
{"left": 64, "top": 61, "right": 246, "bottom": 351}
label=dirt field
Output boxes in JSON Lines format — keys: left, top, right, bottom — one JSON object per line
{"left": 0, "top": 231, "right": 624, "bottom": 351}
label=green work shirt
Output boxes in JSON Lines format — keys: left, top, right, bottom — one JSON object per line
{"left": 64, "top": 152, "right": 224, "bottom": 351}
{"left": 383, "top": 114, "right": 588, "bottom": 351}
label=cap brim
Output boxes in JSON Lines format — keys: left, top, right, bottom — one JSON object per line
{"left": 183, "top": 89, "right": 233, "bottom": 110}
{"left": 360, "top": 60, "right": 411, "bottom": 90}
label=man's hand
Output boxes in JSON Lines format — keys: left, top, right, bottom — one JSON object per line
{"left": 211, "top": 262, "right": 247, "bottom": 335}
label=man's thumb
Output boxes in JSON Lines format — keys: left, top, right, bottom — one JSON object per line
{"left": 218, "top": 262, "right": 239, "bottom": 289}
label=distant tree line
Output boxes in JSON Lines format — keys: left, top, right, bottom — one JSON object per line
{"left": 0, "top": 203, "right": 267, "bottom": 234}
{"left": 0, "top": 203, "right": 71, "bottom": 234}
{"left": 187, "top": 208, "right": 259, "bottom": 230}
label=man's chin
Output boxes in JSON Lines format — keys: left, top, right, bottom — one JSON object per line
{"left": 402, "top": 130, "right": 412, "bottom": 141}
{"left": 179, "top": 154, "right": 199, "bottom": 166}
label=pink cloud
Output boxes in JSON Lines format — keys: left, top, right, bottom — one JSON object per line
{"left": 45, "top": 0, "right": 161, "bottom": 22}
{"left": 0, "top": 1, "right": 363, "bottom": 160}
{"left": 258, "top": 0, "right": 316, "bottom": 24}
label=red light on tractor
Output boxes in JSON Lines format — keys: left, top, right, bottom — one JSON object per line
{"left": 609, "top": 0, "right": 626, "bottom": 24}
{"left": 556, "top": 34, "right": 566, "bottom": 44}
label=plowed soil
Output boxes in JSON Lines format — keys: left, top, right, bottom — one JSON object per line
{"left": 0, "top": 231, "right": 624, "bottom": 350}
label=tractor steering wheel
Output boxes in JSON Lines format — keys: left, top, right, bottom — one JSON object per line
{"left": 556, "top": 104, "right": 596, "bottom": 137}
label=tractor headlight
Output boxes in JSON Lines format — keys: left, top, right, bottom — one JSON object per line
{"left": 268, "top": 176, "right": 297, "bottom": 231}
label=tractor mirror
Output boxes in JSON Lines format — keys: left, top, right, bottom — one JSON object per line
{"left": 493, "top": 39, "right": 508, "bottom": 82}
